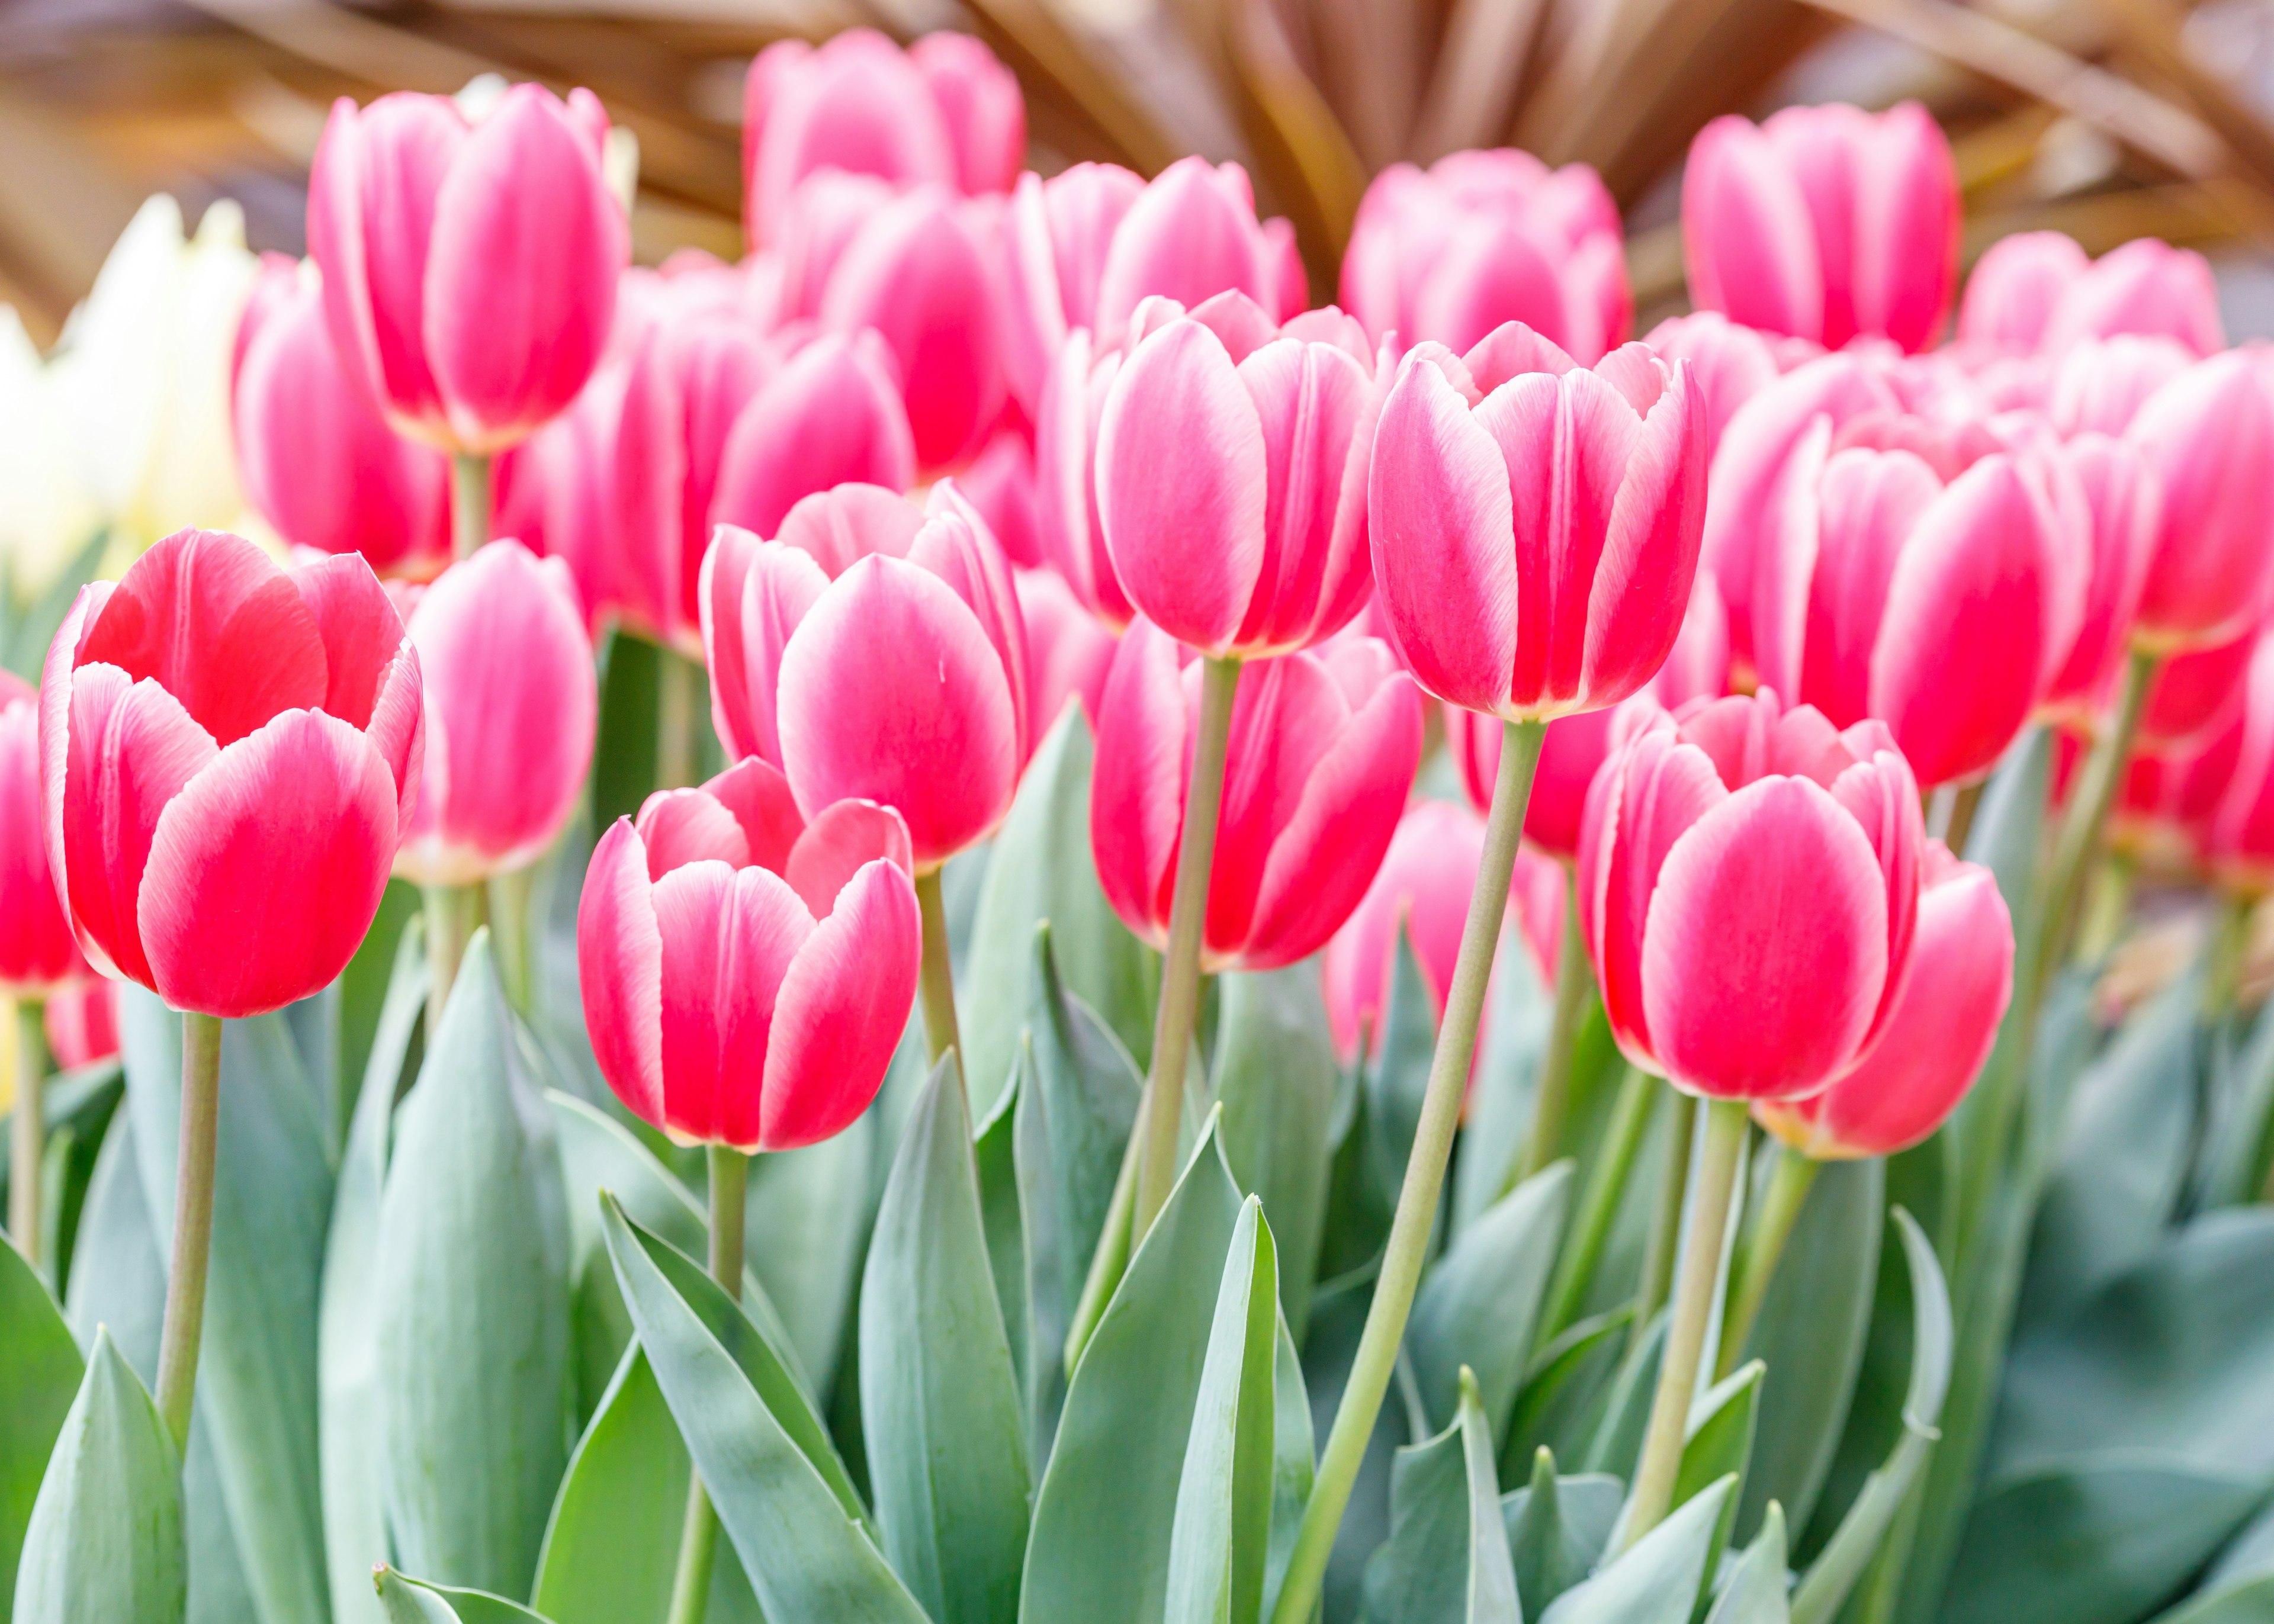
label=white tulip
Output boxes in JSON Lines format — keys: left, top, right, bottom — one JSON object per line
{"left": 0, "top": 308, "right": 95, "bottom": 600}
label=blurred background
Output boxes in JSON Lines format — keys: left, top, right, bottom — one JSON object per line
{"left": 12, "top": 0, "right": 2274, "bottom": 346}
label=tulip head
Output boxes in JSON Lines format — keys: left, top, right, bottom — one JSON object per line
{"left": 2038, "top": 433, "right": 2160, "bottom": 727}
{"left": 0, "top": 673, "right": 85, "bottom": 998}
{"left": 1090, "top": 158, "right": 1306, "bottom": 354}
{"left": 1035, "top": 326, "right": 1135, "bottom": 627}
{"left": 1961, "top": 231, "right": 2223, "bottom": 359}
{"left": 44, "top": 980, "right": 119, "bottom": 1072}
{"left": 2125, "top": 352, "right": 2274, "bottom": 654}
{"left": 1000, "top": 164, "right": 1147, "bottom": 414}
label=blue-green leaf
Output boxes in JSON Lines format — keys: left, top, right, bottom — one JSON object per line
{"left": 1501, "top": 1452, "right": 1621, "bottom": 1616}
{"left": 371, "top": 1565, "right": 553, "bottom": 1623}
{"left": 0, "top": 1236, "right": 83, "bottom": 1620}
{"left": 1408, "top": 1162, "right": 1572, "bottom": 1439}
{"left": 1361, "top": 1368, "right": 1521, "bottom": 1624}
{"left": 1706, "top": 1503, "right": 1790, "bottom": 1624}
{"left": 1539, "top": 1474, "right": 1737, "bottom": 1624}
{"left": 1213, "top": 968, "right": 1337, "bottom": 1343}
{"left": 1505, "top": 1308, "right": 1634, "bottom": 1481}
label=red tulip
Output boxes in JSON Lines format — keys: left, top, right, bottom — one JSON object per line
{"left": 44, "top": 980, "right": 119, "bottom": 1071}
{"left": 2205, "top": 635, "right": 2274, "bottom": 890}
{"left": 579, "top": 756, "right": 921, "bottom": 1149}
{"left": 1090, "top": 622, "right": 1422, "bottom": 971}
{"left": 307, "top": 84, "right": 627, "bottom": 454}
{"left": 2137, "top": 622, "right": 2264, "bottom": 754}
{"left": 1368, "top": 323, "right": 1708, "bottom": 722}
{"left": 2125, "top": 352, "right": 2274, "bottom": 653}
{"left": 1753, "top": 838, "right": 2010, "bottom": 1156}
{"left": 1341, "top": 149, "right": 1629, "bottom": 365}
{"left": 1960, "top": 231, "right": 2222, "bottom": 358}
{"left": 1682, "top": 101, "right": 1959, "bottom": 354}
{"left": 1579, "top": 689, "right": 1923, "bottom": 1099}
{"left": 2038, "top": 433, "right": 2160, "bottom": 728}
{"left": 40, "top": 529, "right": 423, "bottom": 1017}
{"left": 0, "top": 672, "right": 85, "bottom": 997}
{"left": 1017, "top": 566, "right": 1117, "bottom": 731}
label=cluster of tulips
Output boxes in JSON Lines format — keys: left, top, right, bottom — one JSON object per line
{"left": 8, "top": 26, "right": 2274, "bottom": 1624}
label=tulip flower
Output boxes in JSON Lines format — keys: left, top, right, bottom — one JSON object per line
{"left": 1960, "top": 231, "right": 2222, "bottom": 358}
{"left": 307, "top": 83, "right": 628, "bottom": 456}
{"left": 741, "top": 28, "right": 1022, "bottom": 246}
{"left": 2038, "top": 434, "right": 2160, "bottom": 729}
{"left": 0, "top": 311, "right": 96, "bottom": 603}
{"left": 1641, "top": 311, "right": 1812, "bottom": 457}
{"left": 962, "top": 428, "right": 1044, "bottom": 570}
{"left": 44, "top": 980, "right": 118, "bottom": 1072}
{"left": 1017, "top": 565, "right": 1118, "bottom": 731}
{"left": 2048, "top": 335, "right": 2194, "bottom": 438}
{"left": 1034, "top": 326, "right": 1135, "bottom": 626}
{"left": 1094, "top": 159, "right": 1306, "bottom": 352}
{"left": 2135, "top": 622, "right": 2263, "bottom": 757}
{"left": 706, "top": 330, "right": 917, "bottom": 546}
{"left": 490, "top": 361, "right": 622, "bottom": 629}
{"left": 998, "top": 163, "right": 1145, "bottom": 414}
{"left": 1341, "top": 149, "right": 1629, "bottom": 365}
{"left": 2124, "top": 352, "right": 2274, "bottom": 654}
{"left": 1682, "top": 102, "right": 1960, "bottom": 353}
{"left": 0, "top": 673, "right": 85, "bottom": 1000}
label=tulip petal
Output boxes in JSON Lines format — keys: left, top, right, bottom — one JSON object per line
{"left": 578, "top": 818, "right": 668, "bottom": 1128}
{"left": 637, "top": 788, "right": 754, "bottom": 877}
{"left": 762, "top": 857, "right": 922, "bottom": 1149}
{"left": 652, "top": 860, "right": 814, "bottom": 1148}
{"left": 1582, "top": 361, "right": 1708, "bottom": 705}
{"left": 1088, "top": 620, "right": 1189, "bottom": 944}
{"left": 1799, "top": 448, "right": 1942, "bottom": 725}
{"left": 1682, "top": 117, "right": 1824, "bottom": 343}
{"left": 785, "top": 799, "right": 916, "bottom": 919}
{"left": 290, "top": 552, "right": 410, "bottom": 731}
{"left": 1232, "top": 338, "right": 1372, "bottom": 652}
{"left": 1206, "top": 651, "right": 1351, "bottom": 953}
{"left": 709, "top": 332, "right": 917, "bottom": 540}
{"left": 702, "top": 755, "right": 806, "bottom": 876}
{"left": 731, "top": 540, "right": 834, "bottom": 771}
{"left": 776, "top": 483, "right": 926, "bottom": 578}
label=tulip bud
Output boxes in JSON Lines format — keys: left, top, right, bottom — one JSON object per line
{"left": 2037, "top": 434, "right": 2160, "bottom": 728}
{"left": 1642, "top": 312, "right": 1812, "bottom": 458}
{"left": 1091, "top": 159, "right": 1308, "bottom": 352}
{"left": 41, "top": 529, "right": 424, "bottom": 1017}
{"left": 578, "top": 756, "right": 921, "bottom": 1149}
{"left": 1000, "top": 164, "right": 1146, "bottom": 414}
{"left": 1034, "top": 326, "right": 1134, "bottom": 626}
{"left": 2047, "top": 335, "right": 2194, "bottom": 438}
{"left": 706, "top": 330, "right": 917, "bottom": 548}
{"left": 44, "top": 980, "right": 119, "bottom": 1072}
{"left": 1961, "top": 231, "right": 2222, "bottom": 358}
{"left": 2125, "top": 352, "right": 2274, "bottom": 653}
{"left": 0, "top": 673, "right": 85, "bottom": 998}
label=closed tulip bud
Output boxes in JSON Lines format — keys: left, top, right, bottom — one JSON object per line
{"left": 707, "top": 330, "right": 917, "bottom": 552}
{"left": 1579, "top": 690, "right": 1924, "bottom": 1098}
{"left": 2038, "top": 434, "right": 2160, "bottom": 727}
{"left": 1341, "top": 149, "right": 1629, "bottom": 365}
{"left": 308, "top": 83, "right": 628, "bottom": 454}
{"left": 1000, "top": 165, "right": 1146, "bottom": 414}
{"left": 1092, "top": 159, "right": 1307, "bottom": 352}
{"left": 579, "top": 755, "right": 921, "bottom": 1149}
{"left": 1754, "top": 839, "right": 2011, "bottom": 1156}
{"left": 1017, "top": 566, "right": 1117, "bottom": 731}
{"left": 1034, "top": 326, "right": 1135, "bottom": 626}
{"left": 1091, "top": 622, "right": 1422, "bottom": 970}
{"left": 1320, "top": 797, "right": 1565, "bottom": 1063}
{"left": 0, "top": 673, "right": 85, "bottom": 996}
{"left": 2048, "top": 335, "right": 2194, "bottom": 438}
{"left": 1370, "top": 323, "right": 1708, "bottom": 722}
{"left": 44, "top": 980, "right": 119, "bottom": 1072}
{"left": 233, "top": 256, "right": 452, "bottom": 580}
{"left": 490, "top": 361, "right": 622, "bottom": 629}
{"left": 41, "top": 529, "right": 423, "bottom": 1017}
{"left": 1642, "top": 312, "right": 1813, "bottom": 458}
{"left": 1682, "top": 102, "right": 1959, "bottom": 354}
{"left": 1961, "top": 231, "right": 2222, "bottom": 358}
{"left": 393, "top": 541, "right": 595, "bottom": 886}
{"left": 2125, "top": 353, "right": 2274, "bottom": 653}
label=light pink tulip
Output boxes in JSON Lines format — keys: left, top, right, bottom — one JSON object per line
{"left": 1369, "top": 323, "right": 1708, "bottom": 722}
{"left": 307, "top": 84, "right": 627, "bottom": 454}
{"left": 1579, "top": 689, "right": 1923, "bottom": 1099}
{"left": 2125, "top": 352, "right": 2274, "bottom": 653}
{"left": 1754, "top": 838, "right": 2010, "bottom": 1156}
{"left": 1961, "top": 231, "right": 2223, "bottom": 358}
{"left": 1090, "top": 622, "right": 1422, "bottom": 971}
{"left": 0, "top": 672, "right": 86, "bottom": 997}
{"left": 1642, "top": 312, "right": 1816, "bottom": 458}
{"left": 961, "top": 427, "right": 1044, "bottom": 570}
{"left": 1000, "top": 163, "right": 1146, "bottom": 414}
{"left": 579, "top": 756, "right": 920, "bottom": 1149}
{"left": 44, "top": 980, "right": 118, "bottom": 1071}
{"left": 1017, "top": 566, "right": 1117, "bottom": 731}
{"left": 1034, "top": 326, "right": 1135, "bottom": 626}
{"left": 1090, "top": 158, "right": 1308, "bottom": 352}
{"left": 41, "top": 529, "right": 423, "bottom": 1018}
{"left": 2048, "top": 335, "right": 2195, "bottom": 438}
{"left": 706, "top": 329, "right": 917, "bottom": 548}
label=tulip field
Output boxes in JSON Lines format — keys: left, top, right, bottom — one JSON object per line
{"left": 8, "top": 20, "right": 2274, "bottom": 1624}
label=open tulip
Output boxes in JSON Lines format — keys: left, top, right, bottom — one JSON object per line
{"left": 1682, "top": 102, "right": 1959, "bottom": 354}
{"left": 1960, "top": 231, "right": 2222, "bottom": 358}
{"left": 308, "top": 83, "right": 627, "bottom": 454}
{"left": 2124, "top": 352, "right": 2274, "bottom": 653}
{"left": 1368, "top": 323, "right": 1709, "bottom": 722}
{"left": 579, "top": 755, "right": 921, "bottom": 1148}
{"left": 0, "top": 672, "right": 83, "bottom": 997}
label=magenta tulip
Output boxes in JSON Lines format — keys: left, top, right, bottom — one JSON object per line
{"left": 1682, "top": 101, "right": 1959, "bottom": 354}
{"left": 1641, "top": 311, "right": 1813, "bottom": 458}
{"left": 707, "top": 330, "right": 917, "bottom": 551}
{"left": 1960, "top": 231, "right": 2222, "bottom": 358}
{"left": 1000, "top": 163, "right": 1146, "bottom": 413}
{"left": 2137, "top": 623, "right": 2263, "bottom": 755}
{"left": 1579, "top": 689, "right": 1923, "bottom": 1098}
{"left": 2125, "top": 352, "right": 2274, "bottom": 652}
{"left": 307, "top": 83, "right": 627, "bottom": 454}
{"left": 40, "top": 529, "right": 422, "bottom": 1017}
{"left": 1090, "top": 157, "right": 1307, "bottom": 353}
{"left": 0, "top": 672, "right": 85, "bottom": 997}
{"left": 579, "top": 755, "right": 921, "bottom": 1149}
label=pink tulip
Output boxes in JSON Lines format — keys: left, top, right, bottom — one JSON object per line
{"left": 1369, "top": 323, "right": 1708, "bottom": 721}
{"left": 2137, "top": 622, "right": 2263, "bottom": 753}
{"left": 2112, "top": 719, "right": 2242, "bottom": 865}
{"left": 1319, "top": 797, "right": 1564, "bottom": 1063}
{"left": 233, "top": 256, "right": 452, "bottom": 579}
{"left": 2125, "top": 352, "right": 2274, "bottom": 653}
{"left": 961, "top": 427, "right": 1045, "bottom": 570}
{"left": 1096, "top": 293, "right": 1380, "bottom": 658}
{"left": 707, "top": 329, "right": 917, "bottom": 552}
{"left": 1090, "top": 622, "right": 1422, "bottom": 971}
{"left": 741, "top": 28, "right": 1022, "bottom": 246}
{"left": 307, "top": 84, "right": 627, "bottom": 454}
{"left": 2048, "top": 335, "right": 2194, "bottom": 438}
{"left": 40, "top": 529, "right": 423, "bottom": 1018}
{"left": 2038, "top": 433, "right": 2160, "bottom": 726}
{"left": 1579, "top": 689, "right": 1923, "bottom": 1099}
{"left": 1642, "top": 312, "right": 1814, "bottom": 458}
{"left": 1754, "top": 838, "right": 2010, "bottom": 1156}
{"left": 579, "top": 755, "right": 921, "bottom": 1149}
{"left": 44, "top": 980, "right": 119, "bottom": 1071}
{"left": 2202, "top": 635, "right": 2274, "bottom": 890}
{"left": 0, "top": 673, "right": 85, "bottom": 997}
{"left": 393, "top": 541, "right": 595, "bottom": 886}
{"left": 1034, "top": 325, "right": 1135, "bottom": 626}
{"left": 1017, "top": 566, "right": 1118, "bottom": 731}
{"left": 701, "top": 483, "right": 1029, "bottom": 870}
{"left": 999, "top": 163, "right": 1146, "bottom": 414}
{"left": 490, "top": 360, "right": 622, "bottom": 631}
{"left": 1960, "top": 231, "right": 2223, "bottom": 358}
{"left": 1341, "top": 149, "right": 1629, "bottom": 365}
{"left": 1089, "top": 158, "right": 1308, "bottom": 355}
{"left": 1682, "top": 101, "right": 1959, "bottom": 354}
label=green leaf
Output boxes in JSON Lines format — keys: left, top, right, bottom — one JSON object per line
{"left": 972, "top": 1069, "right": 1029, "bottom": 1405}
{"left": 11, "top": 1328, "right": 184, "bottom": 1623}
{"left": 961, "top": 703, "right": 1158, "bottom": 1108}
{"left": 1504, "top": 1307, "right": 1634, "bottom": 1480}
{"left": 1705, "top": 1503, "right": 1790, "bottom": 1624}
{"left": 372, "top": 1566, "right": 554, "bottom": 1624}
{"left": 2149, "top": 1497, "right": 2274, "bottom": 1623}
{"left": 1213, "top": 967, "right": 1338, "bottom": 1343}
{"left": 1267, "top": 1314, "right": 1315, "bottom": 1616}
{"left": 0, "top": 527, "right": 107, "bottom": 682}
{"left": 1675, "top": 1361, "right": 1764, "bottom": 1516}
{"left": 2202, "top": 993, "right": 2274, "bottom": 1208}
{"left": 1365, "top": 928, "right": 1437, "bottom": 1230}
{"left": 1452, "top": 927, "right": 1559, "bottom": 1234}
{"left": 860, "top": 1055, "right": 1032, "bottom": 1624}
{"left": 1295, "top": 1271, "right": 1402, "bottom": 1612}
{"left": 598, "top": 1194, "right": 927, "bottom": 1622}
{"left": 374, "top": 935, "right": 571, "bottom": 1599}
{"left": 335, "top": 881, "right": 423, "bottom": 1155}
{"left": 1020, "top": 1116, "right": 1249, "bottom": 1624}
{"left": 746, "top": 1119, "right": 872, "bottom": 1401}
{"left": 0, "top": 1236, "right": 83, "bottom": 1620}
{"left": 1537, "top": 1473, "right": 1737, "bottom": 1624}
{"left": 1581, "top": 1311, "right": 1666, "bottom": 1481}
{"left": 1408, "top": 1162, "right": 1573, "bottom": 1440}
{"left": 63, "top": 1110, "right": 165, "bottom": 1380}
{"left": 1501, "top": 1452, "right": 1621, "bottom": 1616}
{"left": 1361, "top": 1368, "right": 1521, "bottom": 1624}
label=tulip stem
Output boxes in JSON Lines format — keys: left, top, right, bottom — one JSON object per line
{"left": 1132, "top": 654, "right": 1243, "bottom": 1242}
{"left": 155, "top": 1010, "right": 223, "bottom": 1455}
{"left": 421, "top": 883, "right": 478, "bottom": 1038}
{"left": 1268, "top": 715, "right": 1545, "bottom": 1624}
{"left": 451, "top": 452, "right": 491, "bottom": 562}
{"left": 666, "top": 1146, "right": 747, "bottom": 1624}
{"left": 1636, "top": 1090, "right": 1695, "bottom": 1330}
{"left": 914, "top": 869, "right": 963, "bottom": 1090}
{"left": 2041, "top": 648, "right": 2159, "bottom": 982}
{"left": 1620, "top": 1095, "right": 1749, "bottom": 1553}
{"left": 656, "top": 648, "right": 702, "bottom": 793}
{"left": 1539, "top": 1062, "right": 1655, "bottom": 1345}
{"left": 8, "top": 997, "right": 45, "bottom": 1272}
{"left": 1514, "top": 872, "right": 1591, "bottom": 1185}
{"left": 1719, "top": 1143, "right": 1819, "bottom": 1378}
{"left": 1938, "top": 779, "right": 1986, "bottom": 857}
{"left": 488, "top": 866, "right": 538, "bottom": 1015}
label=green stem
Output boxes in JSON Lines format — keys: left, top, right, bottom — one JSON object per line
{"left": 421, "top": 883, "right": 477, "bottom": 1038}
{"left": 1636, "top": 1090, "right": 1694, "bottom": 1330}
{"left": 155, "top": 1011, "right": 224, "bottom": 1454}
{"left": 2040, "top": 648, "right": 2159, "bottom": 984}
{"left": 914, "top": 869, "right": 963, "bottom": 1089}
{"left": 1539, "top": 1062, "right": 1655, "bottom": 1343}
{"left": 1268, "top": 716, "right": 1546, "bottom": 1624}
{"left": 1942, "top": 779, "right": 1985, "bottom": 857}
{"left": 656, "top": 647, "right": 702, "bottom": 794}
{"left": 1619, "top": 1096, "right": 1749, "bottom": 1552}
{"left": 9, "top": 997, "right": 45, "bottom": 1271}
{"left": 665, "top": 1146, "right": 748, "bottom": 1624}
{"left": 2202, "top": 891, "right": 2254, "bottom": 1020}
{"left": 1133, "top": 654, "right": 1242, "bottom": 1240}
{"left": 452, "top": 452, "right": 492, "bottom": 562}
{"left": 487, "top": 866, "right": 538, "bottom": 1016}
{"left": 1718, "top": 1143, "right": 1819, "bottom": 1378}
{"left": 1514, "top": 872, "right": 1590, "bottom": 1185}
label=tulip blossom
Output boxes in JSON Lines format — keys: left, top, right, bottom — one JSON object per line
{"left": 708, "top": 331, "right": 917, "bottom": 541}
{"left": 2134, "top": 622, "right": 2264, "bottom": 756}
{"left": 1368, "top": 323, "right": 1709, "bottom": 722}
{"left": 307, "top": 83, "right": 628, "bottom": 454}
{"left": 2047, "top": 335, "right": 2194, "bottom": 438}
{"left": 1642, "top": 312, "right": 1813, "bottom": 457}
{"left": 2038, "top": 434, "right": 2159, "bottom": 728}
{"left": 1034, "top": 325, "right": 1135, "bottom": 626}
{"left": 998, "top": 163, "right": 1145, "bottom": 414}
{"left": 2204, "top": 635, "right": 2274, "bottom": 891}
{"left": 2123, "top": 352, "right": 2274, "bottom": 653}
{"left": 1017, "top": 566, "right": 1117, "bottom": 731}
{"left": 741, "top": 28, "right": 1022, "bottom": 246}
{"left": 490, "top": 359, "right": 622, "bottom": 629}
{"left": 0, "top": 673, "right": 83, "bottom": 997}
{"left": 1682, "top": 102, "right": 1960, "bottom": 354}
{"left": 702, "top": 483, "right": 1029, "bottom": 870}
{"left": 1580, "top": 689, "right": 1923, "bottom": 1098}
{"left": 40, "top": 528, "right": 423, "bottom": 1017}
{"left": 44, "top": 980, "right": 119, "bottom": 1072}
{"left": 1960, "top": 231, "right": 2223, "bottom": 359}
{"left": 1319, "top": 797, "right": 1564, "bottom": 1063}
{"left": 392, "top": 541, "right": 595, "bottom": 887}
{"left": 962, "top": 428, "right": 1044, "bottom": 570}
{"left": 579, "top": 755, "right": 922, "bottom": 1149}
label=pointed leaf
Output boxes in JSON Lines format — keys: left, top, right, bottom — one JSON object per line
{"left": 1675, "top": 1361, "right": 1764, "bottom": 1514}
{"left": 1454, "top": 927, "right": 1559, "bottom": 1233}
{"left": 1706, "top": 1503, "right": 1791, "bottom": 1624}
{"left": 372, "top": 1566, "right": 553, "bottom": 1624}
{"left": 0, "top": 1236, "right": 83, "bottom": 1619}
{"left": 1266, "top": 1313, "right": 1315, "bottom": 1617}
{"left": 1502, "top": 1452, "right": 1622, "bottom": 1616}
{"left": 1361, "top": 1368, "right": 1521, "bottom": 1624}
{"left": 746, "top": 1118, "right": 872, "bottom": 1398}
{"left": 1539, "top": 1474, "right": 1737, "bottom": 1624}
{"left": 1505, "top": 1308, "right": 1634, "bottom": 1480}
{"left": 1408, "top": 1162, "right": 1573, "bottom": 1438}
{"left": 972, "top": 1068, "right": 1028, "bottom": 1403}
{"left": 1214, "top": 967, "right": 1337, "bottom": 1342}
{"left": 1582, "top": 1312, "right": 1666, "bottom": 1480}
